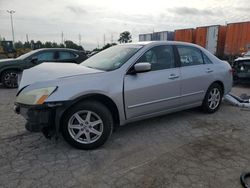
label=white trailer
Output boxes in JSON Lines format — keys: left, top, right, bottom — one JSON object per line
{"left": 206, "top": 25, "right": 219, "bottom": 55}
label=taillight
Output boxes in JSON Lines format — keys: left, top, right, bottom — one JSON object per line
{"left": 229, "top": 68, "right": 234, "bottom": 75}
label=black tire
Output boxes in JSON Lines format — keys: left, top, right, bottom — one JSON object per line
{"left": 61, "top": 100, "right": 113, "bottom": 150}
{"left": 202, "top": 83, "right": 223, "bottom": 113}
{"left": 1, "top": 70, "right": 19, "bottom": 88}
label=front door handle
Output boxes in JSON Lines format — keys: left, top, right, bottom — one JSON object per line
{"left": 206, "top": 68, "right": 213, "bottom": 73}
{"left": 168, "top": 74, "right": 179, "bottom": 79}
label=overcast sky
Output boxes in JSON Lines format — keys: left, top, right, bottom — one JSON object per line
{"left": 0, "top": 0, "right": 249, "bottom": 50}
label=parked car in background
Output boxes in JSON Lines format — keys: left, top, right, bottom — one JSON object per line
{"left": 232, "top": 56, "right": 250, "bottom": 84}
{"left": 0, "top": 48, "right": 87, "bottom": 88}
{"left": 243, "top": 51, "right": 250, "bottom": 57}
{"left": 15, "top": 41, "right": 232, "bottom": 149}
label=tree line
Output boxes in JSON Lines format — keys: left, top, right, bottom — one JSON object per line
{"left": 14, "top": 40, "right": 84, "bottom": 50}
{"left": 1, "top": 31, "right": 132, "bottom": 52}
{"left": 93, "top": 31, "right": 132, "bottom": 52}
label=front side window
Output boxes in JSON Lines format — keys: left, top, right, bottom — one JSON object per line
{"left": 177, "top": 46, "right": 204, "bottom": 66}
{"left": 81, "top": 45, "right": 142, "bottom": 71}
{"left": 136, "top": 45, "right": 175, "bottom": 71}
{"left": 59, "top": 51, "right": 76, "bottom": 60}
{"left": 37, "top": 52, "right": 55, "bottom": 61}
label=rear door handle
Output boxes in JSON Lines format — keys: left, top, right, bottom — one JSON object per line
{"left": 168, "top": 74, "right": 179, "bottom": 79}
{"left": 206, "top": 69, "right": 213, "bottom": 73}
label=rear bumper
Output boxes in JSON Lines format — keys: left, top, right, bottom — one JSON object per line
{"left": 14, "top": 103, "right": 55, "bottom": 132}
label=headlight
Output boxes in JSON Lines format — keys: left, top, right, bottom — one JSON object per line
{"left": 16, "top": 87, "right": 57, "bottom": 105}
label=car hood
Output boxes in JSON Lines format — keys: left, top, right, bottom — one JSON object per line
{"left": 19, "top": 62, "right": 104, "bottom": 89}
{"left": 0, "top": 58, "right": 22, "bottom": 66}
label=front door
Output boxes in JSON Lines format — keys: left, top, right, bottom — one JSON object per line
{"left": 124, "top": 45, "right": 181, "bottom": 119}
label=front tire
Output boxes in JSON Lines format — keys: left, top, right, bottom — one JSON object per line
{"left": 1, "top": 70, "right": 19, "bottom": 88}
{"left": 202, "top": 83, "right": 223, "bottom": 113}
{"left": 61, "top": 101, "right": 113, "bottom": 150}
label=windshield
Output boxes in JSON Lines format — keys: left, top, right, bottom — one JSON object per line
{"left": 81, "top": 45, "right": 142, "bottom": 71}
{"left": 16, "top": 50, "right": 37, "bottom": 60}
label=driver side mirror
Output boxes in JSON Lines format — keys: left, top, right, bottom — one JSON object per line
{"left": 133, "top": 62, "right": 151, "bottom": 73}
{"left": 30, "top": 56, "right": 38, "bottom": 64}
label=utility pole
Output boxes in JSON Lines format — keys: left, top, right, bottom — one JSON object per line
{"left": 61, "top": 32, "right": 64, "bottom": 44}
{"left": 26, "top": 34, "right": 29, "bottom": 43}
{"left": 79, "top": 34, "right": 81, "bottom": 46}
{"left": 7, "top": 10, "right": 15, "bottom": 44}
{"left": 103, "top": 34, "right": 106, "bottom": 46}
{"left": 111, "top": 33, "right": 113, "bottom": 43}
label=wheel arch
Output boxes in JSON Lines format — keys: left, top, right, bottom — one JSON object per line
{"left": 58, "top": 93, "right": 120, "bottom": 130}
{"left": 0, "top": 67, "right": 22, "bottom": 79}
{"left": 210, "top": 80, "right": 225, "bottom": 95}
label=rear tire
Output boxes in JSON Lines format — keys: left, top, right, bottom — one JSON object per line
{"left": 61, "top": 100, "right": 113, "bottom": 150}
{"left": 1, "top": 70, "right": 19, "bottom": 88}
{"left": 202, "top": 83, "right": 223, "bottom": 113}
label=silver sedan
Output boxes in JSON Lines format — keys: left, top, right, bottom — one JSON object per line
{"left": 15, "top": 41, "right": 233, "bottom": 149}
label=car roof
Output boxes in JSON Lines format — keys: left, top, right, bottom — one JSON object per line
{"left": 121, "top": 41, "right": 202, "bottom": 48}
{"left": 33, "top": 48, "right": 79, "bottom": 52}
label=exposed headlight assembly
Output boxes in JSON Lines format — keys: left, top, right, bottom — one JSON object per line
{"left": 16, "top": 87, "right": 57, "bottom": 105}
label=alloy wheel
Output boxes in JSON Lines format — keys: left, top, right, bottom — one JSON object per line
{"left": 208, "top": 88, "right": 221, "bottom": 110}
{"left": 68, "top": 110, "right": 104, "bottom": 144}
{"left": 4, "top": 72, "right": 18, "bottom": 88}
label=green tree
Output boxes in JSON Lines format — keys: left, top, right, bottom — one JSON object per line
{"left": 52, "top": 42, "right": 59, "bottom": 48}
{"left": 118, "top": 31, "right": 132, "bottom": 43}
{"left": 64, "top": 40, "right": 83, "bottom": 50}
{"left": 59, "top": 43, "right": 65, "bottom": 48}
{"left": 36, "top": 41, "right": 43, "bottom": 48}
{"left": 14, "top": 41, "right": 24, "bottom": 49}
{"left": 44, "top": 41, "right": 53, "bottom": 48}
{"left": 102, "top": 43, "right": 117, "bottom": 50}
{"left": 23, "top": 42, "right": 31, "bottom": 48}
{"left": 30, "top": 40, "right": 35, "bottom": 49}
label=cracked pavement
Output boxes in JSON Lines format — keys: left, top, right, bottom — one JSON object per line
{"left": 0, "top": 85, "right": 250, "bottom": 188}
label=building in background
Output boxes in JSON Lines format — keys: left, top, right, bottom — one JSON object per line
{"left": 139, "top": 31, "right": 174, "bottom": 42}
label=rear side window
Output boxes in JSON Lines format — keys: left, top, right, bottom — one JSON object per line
{"left": 203, "top": 54, "right": 213, "bottom": 64}
{"left": 136, "top": 45, "right": 175, "bottom": 71}
{"left": 37, "top": 52, "right": 55, "bottom": 61}
{"left": 177, "top": 46, "right": 204, "bottom": 66}
{"left": 58, "top": 51, "right": 77, "bottom": 60}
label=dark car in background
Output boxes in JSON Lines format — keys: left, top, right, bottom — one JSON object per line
{"left": 232, "top": 57, "right": 250, "bottom": 84}
{"left": 0, "top": 48, "right": 87, "bottom": 88}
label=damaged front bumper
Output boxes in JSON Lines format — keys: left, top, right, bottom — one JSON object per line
{"left": 14, "top": 102, "right": 64, "bottom": 138}
{"left": 14, "top": 103, "right": 55, "bottom": 132}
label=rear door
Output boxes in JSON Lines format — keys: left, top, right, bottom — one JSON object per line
{"left": 176, "top": 45, "right": 214, "bottom": 106}
{"left": 124, "top": 45, "right": 181, "bottom": 119}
